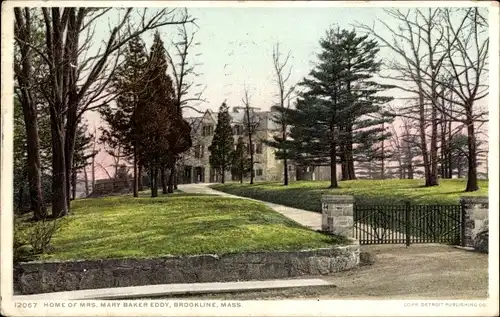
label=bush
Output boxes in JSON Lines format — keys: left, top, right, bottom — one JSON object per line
{"left": 14, "top": 217, "right": 65, "bottom": 262}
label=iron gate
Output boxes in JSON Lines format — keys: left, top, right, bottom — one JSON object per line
{"left": 353, "top": 203, "right": 464, "bottom": 246}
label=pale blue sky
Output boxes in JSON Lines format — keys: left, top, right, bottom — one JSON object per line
{"left": 88, "top": 6, "right": 397, "bottom": 120}
{"left": 82, "top": 5, "right": 490, "bottom": 174}
{"left": 171, "top": 7, "right": 390, "bottom": 115}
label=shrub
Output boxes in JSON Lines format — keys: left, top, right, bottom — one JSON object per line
{"left": 14, "top": 217, "right": 65, "bottom": 262}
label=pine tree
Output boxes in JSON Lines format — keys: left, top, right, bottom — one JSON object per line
{"left": 209, "top": 103, "right": 234, "bottom": 183}
{"left": 133, "top": 32, "right": 182, "bottom": 197}
{"left": 285, "top": 27, "right": 394, "bottom": 188}
{"left": 231, "top": 137, "right": 252, "bottom": 183}
{"left": 100, "top": 35, "right": 148, "bottom": 197}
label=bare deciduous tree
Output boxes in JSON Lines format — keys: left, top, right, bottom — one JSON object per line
{"left": 271, "top": 42, "right": 295, "bottom": 186}
{"left": 237, "top": 87, "right": 261, "bottom": 185}
{"left": 13, "top": 8, "right": 48, "bottom": 220}
{"left": 18, "top": 8, "right": 195, "bottom": 216}
{"left": 165, "top": 22, "right": 206, "bottom": 191}
{"left": 357, "top": 7, "right": 488, "bottom": 191}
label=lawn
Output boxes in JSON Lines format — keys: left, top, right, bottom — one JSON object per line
{"left": 210, "top": 179, "right": 489, "bottom": 213}
{"left": 14, "top": 192, "right": 342, "bottom": 261}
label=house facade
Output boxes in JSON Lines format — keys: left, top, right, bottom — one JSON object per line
{"left": 177, "top": 107, "right": 343, "bottom": 184}
{"left": 177, "top": 108, "right": 290, "bottom": 183}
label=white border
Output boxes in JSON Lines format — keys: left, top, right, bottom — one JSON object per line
{"left": 1, "top": 1, "right": 499, "bottom": 316}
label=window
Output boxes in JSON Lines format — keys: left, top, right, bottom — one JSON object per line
{"left": 256, "top": 143, "right": 263, "bottom": 154}
{"left": 256, "top": 169, "right": 263, "bottom": 176}
{"left": 288, "top": 165, "right": 293, "bottom": 171}
{"left": 202, "top": 125, "right": 214, "bottom": 136}
{"left": 233, "top": 125, "right": 243, "bottom": 135}
{"left": 200, "top": 145, "right": 205, "bottom": 158}
{"left": 194, "top": 145, "right": 203, "bottom": 158}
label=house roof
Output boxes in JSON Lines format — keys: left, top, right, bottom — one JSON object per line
{"left": 186, "top": 108, "right": 280, "bottom": 130}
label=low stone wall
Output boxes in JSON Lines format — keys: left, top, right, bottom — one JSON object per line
{"left": 14, "top": 245, "right": 360, "bottom": 295}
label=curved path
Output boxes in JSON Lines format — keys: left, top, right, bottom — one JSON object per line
{"left": 178, "top": 183, "right": 323, "bottom": 231}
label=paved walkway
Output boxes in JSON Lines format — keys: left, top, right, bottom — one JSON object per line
{"left": 178, "top": 183, "right": 322, "bottom": 230}
{"left": 13, "top": 279, "right": 333, "bottom": 300}
{"left": 178, "top": 184, "right": 412, "bottom": 240}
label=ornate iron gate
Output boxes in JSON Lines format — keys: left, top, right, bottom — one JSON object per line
{"left": 353, "top": 203, "right": 464, "bottom": 246}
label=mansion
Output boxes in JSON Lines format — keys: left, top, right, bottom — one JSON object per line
{"left": 177, "top": 107, "right": 337, "bottom": 184}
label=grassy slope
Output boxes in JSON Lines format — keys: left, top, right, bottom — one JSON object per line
{"left": 211, "top": 179, "right": 489, "bottom": 213}
{"left": 16, "top": 192, "right": 341, "bottom": 261}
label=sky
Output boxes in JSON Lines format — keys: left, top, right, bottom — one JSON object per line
{"left": 81, "top": 5, "right": 490, "bottom": 179}
{"left": 86, "top": 6, "right": 395, "bottom": 121}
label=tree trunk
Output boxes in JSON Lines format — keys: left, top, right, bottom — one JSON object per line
{"left": 346, "top": 125, "right": 356, "bottom": 180}
{"left": 133, "top": 147, "right": 138, "bottom": 197}
{"left": 283, "top": 155, "right": 289, "bottom": 186}
{"left": 429, "top": 105, "right": 439, "bottom": 186}
{"left": 249, "top": 137, "right": 254, "bottom": 184}
{"left": 24, "top": 106, "right": 48, "bottom": 220}
{"left": 14, "top": 8, "right": 48, "bottom": 220}
{"left": 51, "top": 119, "right": 68, "bottom": 218}
{"left": 173, "top": 157, "right": 179, "bottom": 190}
{"left": 71, "top": 168, "right": 77, "bottom": 200}
{"left": 151, "top": 167, "right": 158, "bottom": 197}
{"left": 329, "top": 142, "right": 338, "bottom": 188}
{"left": 339, "top": 126, "right": 348, "bottom": 181}
{"left": 465, "top": 107, "right": 479, "bottom": 192}
{"left": 447, "top": 111, "right": 453, "bottom": 178}
{"left": 340, "top": 153, "right": 348, "bottom": 181}
{"left": 408, "top": 161, "right": 414, "bottom": 179}
{"left": 64, "top": 12, "right": 80, "bottom": 211}
{"left": 91, "top": 154, "right": 96, "bottom": 192}
{"left": 83, "top": 166, "right": 89, "bottom": 197}
{"left": 138, "top": 164, "right": 144, "bottom": 191}
{"left": 167, "top": 167, "right": 174, "bottom": 194}
{"left": 417, "top": 90, "right": 432, "bottom": 186}
{"left": 440, "top": 113, "right": 447, "bottom": 179}
{"left": 380, "top": 125, "right": 385, "bottom": 179}
{"left": 161, "top": 167, "right": 167, "bottom": 194}
{"left": 65, "top": 118, "right": 77, "bottom": 209}
{"left": 221, "top": 168, "right": 225, "bottom": 184}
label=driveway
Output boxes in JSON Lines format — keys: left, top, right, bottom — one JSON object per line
{"left": 177, "top": 184, "right": 488, "bottom": 299}
{"left": 176, "top": 244, "right": 488, "bottom": 300}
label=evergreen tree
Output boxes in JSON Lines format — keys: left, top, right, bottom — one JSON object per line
{"left": 133, "top": 32, "right": 180, "bottom": 197}
{"left": 285, "top": 27, "right": 394, "bottom": 188}
{"left": 231, "top": 137, "right": 251, "bottom": 183}
{"left": 100, "top": 35, "right": 148, "bottom": 197}
{"left": 209, "top": 102, "right": 234, "bottom": 183}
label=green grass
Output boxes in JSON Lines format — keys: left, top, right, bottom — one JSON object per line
{"left": 210, "top": 179, "right": 489, "bottom": 213}
{"left": 15, "top": 192, "right": 343, "bottom": 261}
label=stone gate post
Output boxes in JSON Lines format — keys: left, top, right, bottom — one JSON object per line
{"left": 460, "top": 196, "right": 489, "bottom": 252}
{"left": 321, "top": 195, "right": 354, "bottom": 238}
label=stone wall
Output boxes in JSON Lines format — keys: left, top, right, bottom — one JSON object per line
{"left": 460, "top": 196, "right": 489, "bottom": 253}
{"left": 14, "top": 245, "right": 360, "bottom": 295}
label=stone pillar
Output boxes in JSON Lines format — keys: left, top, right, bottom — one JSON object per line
{"left": 460, "top": 196, "right": 489, "bottom": 252}
{"left": 321, "top": 195, "right": 354, "bottom": 238}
